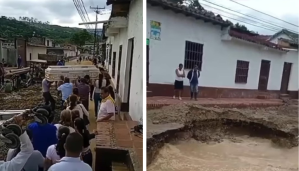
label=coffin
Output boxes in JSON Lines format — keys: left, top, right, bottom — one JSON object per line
{"left": 45, "top": 65, "right": 99, "bottom": 81}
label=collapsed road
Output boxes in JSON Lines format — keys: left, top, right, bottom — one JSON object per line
{"left": 147, "top": 104, "right": 298, "bottom": 171}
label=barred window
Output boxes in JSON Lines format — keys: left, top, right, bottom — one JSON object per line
{"left": 184, "top": 41, "right": 203, "bottom": 70}
{"left": 235, "top": 60, "right": 249, "bottom": 83}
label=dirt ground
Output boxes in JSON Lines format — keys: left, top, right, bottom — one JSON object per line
{"left": 147, "top": 104, "right": 298, "bottom": 136}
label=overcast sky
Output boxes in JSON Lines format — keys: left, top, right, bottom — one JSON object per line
{"left": 0, "top": 0, "right": 111, "bottom": 29}
{"left": 0, "top": 0, "right": 298, "bottom": 35}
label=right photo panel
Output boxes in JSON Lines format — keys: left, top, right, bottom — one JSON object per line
{"left": 146, "top": 0, "right": 299, "bottom": 170}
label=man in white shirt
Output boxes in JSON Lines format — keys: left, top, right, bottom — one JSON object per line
{"left": 0, "top": 116, "right": 34, "bottom": 171}
{"left": 48, "top": 132, "right": 92, "bottom": 171}
{"left": 97, "top": 87, "right": 115, "bottom": 122}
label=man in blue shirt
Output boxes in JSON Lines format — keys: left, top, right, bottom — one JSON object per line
{"left": 28, "top": 110, "right": 57, "bottom": 157}
{"left": 187, "top": 65, "right": 200, "bottom": 100}
{"left": 57, "top": 77, "right": 73, "bottom": 109}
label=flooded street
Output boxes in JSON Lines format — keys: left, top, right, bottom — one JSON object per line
{"left": 148, "top": 137, "right": 298, "bottom": 171}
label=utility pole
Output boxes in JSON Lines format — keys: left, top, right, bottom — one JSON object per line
{"left": 90, "top": 6, "right": 105, "bottom": 58}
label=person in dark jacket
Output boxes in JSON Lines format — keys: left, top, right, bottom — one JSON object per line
{"left": 187, "top": 65, "right": 200, "bottom": 100}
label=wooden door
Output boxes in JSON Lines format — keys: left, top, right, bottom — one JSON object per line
{"left": 146, "top": 44, "right": 149, "bottom": 86}
{"left": 258, "top": 60, "right": 271, "bottom": 91}
{"left": 127, "top": 38, "right": 134, "bottom": 106}
{"left": 116, "top": 45, "right": 122, "bottom": 93}
{"left": 280, "top": 62, "right": 292, "bottom": 94}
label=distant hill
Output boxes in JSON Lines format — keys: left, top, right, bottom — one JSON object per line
{"left": 0, "top": 16, "right": 88, "bottom": 44}
{"left": 86, "top": 29, "right": 103, "bottom": 36}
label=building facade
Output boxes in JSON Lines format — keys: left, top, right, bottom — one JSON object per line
{"left": 147, "top": 0, "right": 298, "bottom": 99}
{"left": 104, "top": 0, "right": 143, "bottom": 121}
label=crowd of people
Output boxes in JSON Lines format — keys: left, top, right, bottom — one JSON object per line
{"left": 0, "top": 70, "right": 116, "bottom": 171}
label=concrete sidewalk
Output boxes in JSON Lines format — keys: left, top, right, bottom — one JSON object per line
{"left": 147, "top": 96, "right": 283, "bottom": 109}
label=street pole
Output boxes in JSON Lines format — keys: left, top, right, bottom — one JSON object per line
{"left": 90, "top": 6, "right": 105, "bottom": 58}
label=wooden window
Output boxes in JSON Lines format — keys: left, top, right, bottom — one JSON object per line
{"left": 184, "top": 41, "right": 203, "bottom": 70}
{"left": 235, "top": 60, "right": 249, "bottom": 83}
{"left": 112, "top": 52, "right": 116, "bottom": 78}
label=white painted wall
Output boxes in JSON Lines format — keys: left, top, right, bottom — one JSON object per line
{"left": 64, "top": 49, "right": 76, "bottom": 57}
{"left": 147, "top": 5, "right": 298, "bottom": 91}
{"left": 105, "top": 0, "right": 143, "bottom": 122}
{"left": 269, "top": 33, "right": 291, "bottom": 44}
{"left": 45, "top": 38, "right": 53, "bottom": 47}
{"left": 284, "top": 51, "right": 298, "bottom": 91}
{"left": 26, "top": 46, "right": 47, "bottom": 61}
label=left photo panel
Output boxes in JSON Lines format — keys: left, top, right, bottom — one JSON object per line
{"left": 0, "top": 0, "right": 144, "bottom": 170}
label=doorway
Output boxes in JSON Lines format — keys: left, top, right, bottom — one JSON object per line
{"left": 280, "top": 62, "right": 292, "bottom": 94}
{"left": 126, "top": 38, "right": 134, "bottom": 108}
{"left": 116, "top": 45, "right": 122, "bottom": 93}
{"left": 146, "top": 44, "right": 149, "bottom": 86}
{"left": 258, "top": 60, "right": 271, "bottom": 91}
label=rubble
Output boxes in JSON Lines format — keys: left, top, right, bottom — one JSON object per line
{"left": 0, "top": 85, "right": 61, "bottom": 159}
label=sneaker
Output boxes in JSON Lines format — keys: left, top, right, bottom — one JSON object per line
{"left": 179, "top": 97, "right": 182, "bottom": 100}
{"left": 173, "top": 96, "right": 176, "bottom": 99}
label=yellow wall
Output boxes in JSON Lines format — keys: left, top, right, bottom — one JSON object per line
{"left": 26, "top": 46, "right": 47, "bottom": 61}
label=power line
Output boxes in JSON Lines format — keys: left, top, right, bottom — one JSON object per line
{"left": 206, "top": 9, "right": 280, "bottom": 33}
{"left": 228, "top": 0, "right": 299, "bottom": 27}
{"left": 90, "top": 6, "right": 105, "bottom": 57}
{"left": 76, "top": 0, "right": 92, "bottom": 28}
{"left": 73, "top": 0, "right": 89, "bottom": 28}
{"left": 80, "top": 0, "right": 91, "bottom": 22}
{"left": 199, "top": 1, "right": 298, "bottom": 33}
{"left": 200, "top": 0, "right": 298, "bottom": 33}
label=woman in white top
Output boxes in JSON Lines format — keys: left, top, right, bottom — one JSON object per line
{"left": 173, "top": 63, "right": 185, "bottom": 100}
{"left": 54, "top": 110, "right": 75, "bottom": 134}
{"left": 66, "top": 94, "right": 89, "bottom": 121}
{"left": 44, "top": 126, "right": 70, "bottom": 170}
{"left": 97, "top": 87, "right": 115, "bottom": 122}
{"left": 91, "top": 73, "right": 107, "bottom": 117}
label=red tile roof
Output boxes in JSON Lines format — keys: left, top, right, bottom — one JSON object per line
{"left": 229, "top": 30, "right": 286, "bottom": 51}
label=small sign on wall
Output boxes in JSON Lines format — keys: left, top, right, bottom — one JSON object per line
{"left": 150, "top": 20, "right": 161, "bottom": 40}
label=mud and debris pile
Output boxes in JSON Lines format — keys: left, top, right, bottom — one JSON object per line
{"left": 0, "top": 85, "right": 61, "bottom": 160}
{"left": 147, "top": 104, "right": 299, "bottom": 170}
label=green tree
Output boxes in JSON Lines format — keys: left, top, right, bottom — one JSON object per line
{"left": 188, "top": 0, "right": 204, "bottom": 10}
{"left": 70, "top": 29, "right": 93, "bottom": 47}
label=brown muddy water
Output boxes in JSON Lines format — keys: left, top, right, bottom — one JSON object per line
{"left": 148, "top": 136, "right": 298, "bottom": 171}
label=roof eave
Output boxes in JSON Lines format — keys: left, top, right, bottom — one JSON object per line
{"left": 147, "top": 0, "right": 230, "bottom": 27}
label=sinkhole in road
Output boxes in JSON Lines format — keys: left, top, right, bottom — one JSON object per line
{"left": 147, "top": 119, "right": 298, "bottom": 171}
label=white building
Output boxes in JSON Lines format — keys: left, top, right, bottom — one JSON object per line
{"left": 147, "top": 0, "right": 298, "bottom": 99}
{"left": 104, "top": 0, "right": 143, "bottom": 121}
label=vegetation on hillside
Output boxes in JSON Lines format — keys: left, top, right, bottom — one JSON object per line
{"left": 0, "top": 16, "right": 93, "bottom": 44}
{"left": 168, "top": 0, "right": 256, "bottom": 34}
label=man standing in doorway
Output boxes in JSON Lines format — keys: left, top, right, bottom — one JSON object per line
{"left": 173, "top": 63, "right": 185, "bottom": 100}
{"left": 187, "top": 65, "right": 200, "bottom": 100}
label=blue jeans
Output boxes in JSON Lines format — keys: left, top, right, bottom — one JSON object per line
{"left": 190, "top": 83, "right": 198, "bottom": 93}
{"left": 94, "top": 93, "right": 101, "bottom": 117}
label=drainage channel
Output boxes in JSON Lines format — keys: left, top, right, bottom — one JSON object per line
{"left": 147, "top": 118, "right": 298, "bottom": 171}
